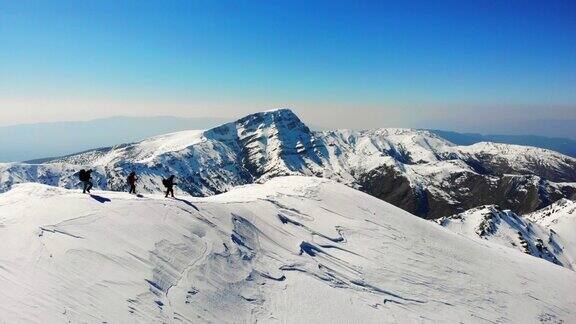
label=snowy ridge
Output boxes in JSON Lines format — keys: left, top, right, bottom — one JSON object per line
{"left": 526, "top": 199, "right": 576, "bottom": 269}
{"left": 1, "top": 109, "right": 575, "bottom": 218}
{"left": 0, "top": 177, "right": 575, "bottom": 323}
{"left": 459, "top": 141, "right": 576, "bottom": 182}
{"left": 437, "top": 205, "right": 573, "bottom": 270}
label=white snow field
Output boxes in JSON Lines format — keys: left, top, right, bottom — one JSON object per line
{"left": 0, "top": 177, "right": 575, "bottom": 323}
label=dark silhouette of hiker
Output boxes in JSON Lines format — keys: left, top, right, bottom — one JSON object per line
{"left": 79, "top": 169, "right": 93, "bottom": 194}
{"left": 127, "top": 171, "right": 138, "bottom": 194}
{"left": 162, "top": 175, "right": 176, "bottom": 198}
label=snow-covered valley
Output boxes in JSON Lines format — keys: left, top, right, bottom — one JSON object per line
{"left": 1, "top": 177, "right": 575, "bottom": 323}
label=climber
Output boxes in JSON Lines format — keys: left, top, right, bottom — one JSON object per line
{"left": 127, "top": 171, "right": 138, "bottom": 194}
{"left": 162, "top": 175, "right": 176, "bottom": 198}
{"left": 79, "top": 169, "right": 93, "bottom": 194}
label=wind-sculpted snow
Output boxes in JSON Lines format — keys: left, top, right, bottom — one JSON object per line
{"left": 1, "top": 108, "right": 575, "bottom": 218}
{"left": 0, "top": 177, "right": 575, "bottom": 323}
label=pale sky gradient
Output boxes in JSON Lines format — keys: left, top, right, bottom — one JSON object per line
{"left": 1, "top": 1, "right": 575, "bottom": 137}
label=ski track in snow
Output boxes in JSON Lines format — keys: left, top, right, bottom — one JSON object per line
{"left": 0, "top": 178, "right": 575, "bottom": 323}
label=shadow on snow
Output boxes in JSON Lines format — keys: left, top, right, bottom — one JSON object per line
{"left": 90, "top": 194, "right": 111, "bottom": 203}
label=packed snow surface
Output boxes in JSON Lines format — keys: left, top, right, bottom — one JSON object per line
{"left": 1, "top": 177, "right": 575, "bottom": 323}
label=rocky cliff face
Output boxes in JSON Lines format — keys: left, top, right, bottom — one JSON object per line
{"left": 1, "top": 109, "right": 575, "bottom": 219}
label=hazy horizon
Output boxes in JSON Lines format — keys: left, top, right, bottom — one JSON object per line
{"left": 1, "top": 107, "right": 575, "bottom": 140}
{"left": 2, "top": 112, "right": 575, "bottom": 163}
{"left": 1, "top": 1, "right": 575, "bottom": 137}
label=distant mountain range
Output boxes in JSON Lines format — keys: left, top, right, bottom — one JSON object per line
{"left": 0, "top": 116, "right": 228, "bottom": 163}
{"left": 1, "top": 109, "right": 574, "bottom": 219}
{"left": 428, "top": 129, "right": 576, "bottom": 158}
{"left": 0, "top": 116, "right": 576, "bottom": 162}
{"left": 1, "top": 115, "right": 575, "bottom": 163}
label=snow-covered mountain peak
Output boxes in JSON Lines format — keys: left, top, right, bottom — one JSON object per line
{"left": 234, "top": 107, "right": 303, "bottom": 127}
{"left": 203, "top": 108, "right": 308, "bottom": 142}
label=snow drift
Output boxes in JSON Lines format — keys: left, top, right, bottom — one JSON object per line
{"left": 0, "top": 177, "right": 574, "bottom": 323}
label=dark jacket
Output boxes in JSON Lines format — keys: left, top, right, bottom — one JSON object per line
{"left": 127, "top": 173, "right": 137, "bottom": 185}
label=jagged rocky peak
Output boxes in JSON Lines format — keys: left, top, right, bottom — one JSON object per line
{"left": 232, "top": 108, "right": 312, "bottom": 146}
{"left": 235, "top": 108, "right": 307, "bottom": 131}
{"left": 205, "top": 108, "right": 306, "bottom": 138}
{"left": 214, "top": 108, "right": 324, "bottom": 178}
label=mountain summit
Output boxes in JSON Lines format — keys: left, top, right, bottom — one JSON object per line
{"left": 1, "top": 109, "right": 575, "bottom": 218}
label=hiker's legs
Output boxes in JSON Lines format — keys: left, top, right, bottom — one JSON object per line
{"left": 166, "top": 187, "right": 174, "bottom": 198}
{"left": 87, "top": 181, "right": 93, "bottom": 193}
{"left": 170, "top": 188, "right": 175, "bottom": 198}
{"left": 129, "top": 184, "right": 136, "bottom": 194}
{"left": 83, "top": 181, "right": 88, "bottom": 193}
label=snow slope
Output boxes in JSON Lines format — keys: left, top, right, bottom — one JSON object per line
{"left": 526, "top": 199, "right": 576, "bottom": 269}
{"left": 437, "top": 205, "right": 572, "bottom": 270}
{"left": 1, "top": 109, "right": 575, "bottom": 218}
{"left": 0, "top": 177, "right": 575, "bottom": 323}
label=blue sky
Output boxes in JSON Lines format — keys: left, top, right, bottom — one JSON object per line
{"left": 1, "top": 1, "right": 575, "bottom": 136}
